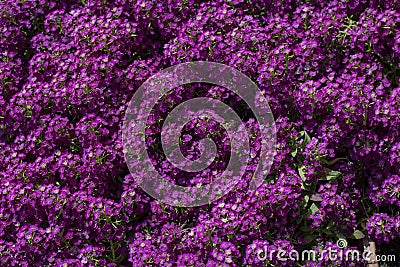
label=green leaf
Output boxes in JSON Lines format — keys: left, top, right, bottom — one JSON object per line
{"left": 298, "top": 165, "right": 306, "bottom": 181}
{"left": 321, "top": 170, "right": 342, "bottom": 181}
{"left": 304, "top": 195, "right": 310, "bottom": 206}
{"left": 351, "top": 230, "right": 365, "bottom": 240}
{"left": 297, "top": 130, "right": 311, "bottom": 149}
{"left": 310, "top": 203, "right": 319, "bottom": 214}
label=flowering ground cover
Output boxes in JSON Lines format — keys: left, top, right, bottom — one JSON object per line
{"left": 0, "top": 0, "right": 399, "bottom": 266}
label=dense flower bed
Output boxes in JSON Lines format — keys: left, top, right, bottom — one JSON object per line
{"left": 0, "top": 0, "right": 399, "bottom": 266}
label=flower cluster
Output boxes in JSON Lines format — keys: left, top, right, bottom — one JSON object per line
{"left": 1, "top": 0, "right": 399, "bottom": 266}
